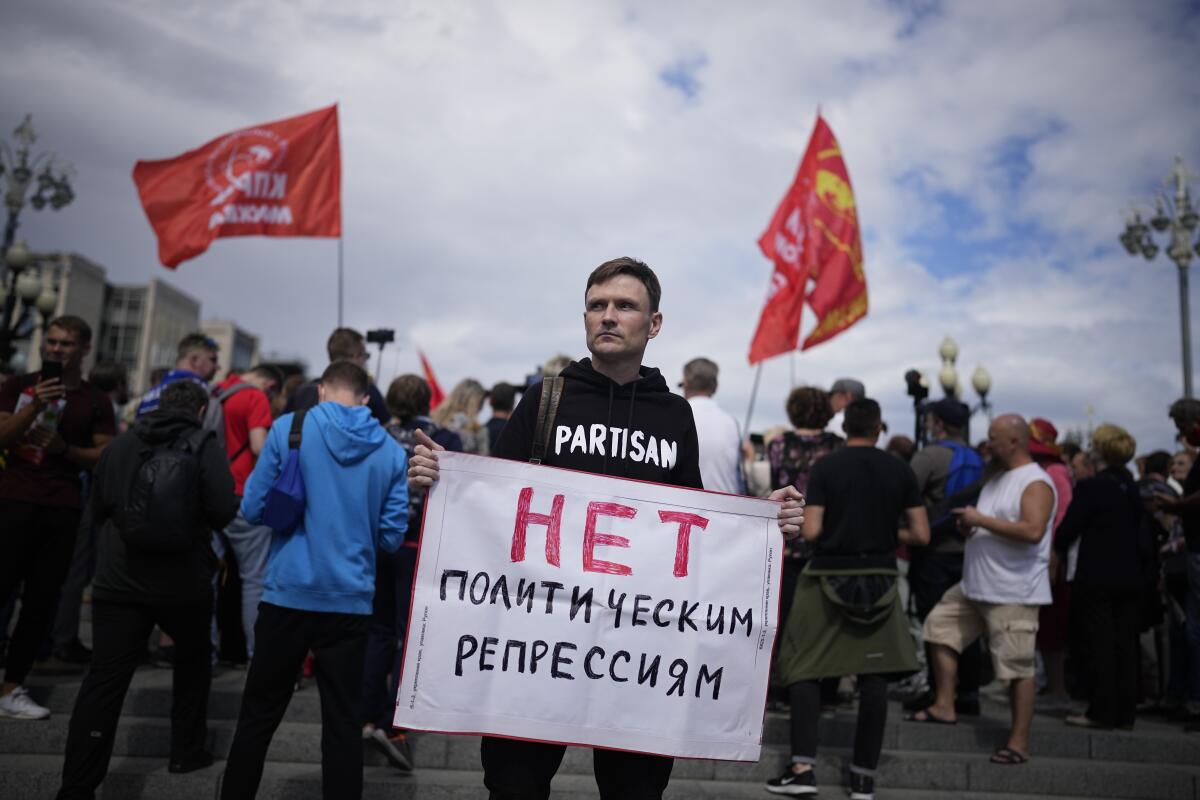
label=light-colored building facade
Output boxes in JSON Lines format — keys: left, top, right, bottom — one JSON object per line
{"left": 101, "top": 279, "right": 202, "bottom": 394}
{"left": 18, "top": 252, "right": 108, "bottom": 375}
{"left": 202, "top": 319, "right": 260, "bottom": 382}
{"left": 12, "top": 251, "right": 264, "bottom": 396}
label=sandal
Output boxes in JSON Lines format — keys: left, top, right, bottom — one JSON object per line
{"left": 990, "top": 746, "right": 1029, "bottom": 765}
{"left": 904, "top": 708, "right": 957, "bottom": 725}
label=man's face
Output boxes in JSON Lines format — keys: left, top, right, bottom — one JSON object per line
{"left": 830, "top": 391, "right": 850, "bottom": 414}
{"left": 583, "top": 275, "right": 662, "bottom": 362}
{"left": 1171, "top": 453, "right": 1193, "bottom": 482}
{"left": 986, "top": 420, "right": 1016, "bottom": 464}
{"left": 1071, "top": 451, "right": 1096, "bottom": 481}
{"left": 185, "top": 347, "right": 219, "bottom": 381}
{"left": 42, "top": 326, "right": 88, "bottom": 370}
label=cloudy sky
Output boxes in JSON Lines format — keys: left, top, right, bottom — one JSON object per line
{"left": 4, "top": 0, "right": 1199, "bottom": 453}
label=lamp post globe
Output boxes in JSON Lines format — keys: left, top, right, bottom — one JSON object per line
{"left": 35, "top": 286, "right": 58, "bottom": 315}
{"left": 971, "top": 365, "right": 991, "bottom": 397}
{"left": 938, "top": 335, "right": 959, "bottom": 364}
{"left": 15, "top": 270, "right": 40, "bottom": 302}
{"left": 939, "top": 364, "right": 958, "bottom": 397}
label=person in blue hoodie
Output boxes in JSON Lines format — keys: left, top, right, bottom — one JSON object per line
{"left": 221, "top": 360, "right": 408, "bottom": 800}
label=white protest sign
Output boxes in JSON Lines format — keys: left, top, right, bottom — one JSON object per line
{"left": 395, "top": 451, "right": 781, "bottom": 761}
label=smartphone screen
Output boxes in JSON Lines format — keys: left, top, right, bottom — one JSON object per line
{"left": 41, "top": 361, "right": 63, "bottom": 382}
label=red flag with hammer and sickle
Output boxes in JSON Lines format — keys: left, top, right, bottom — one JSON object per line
{"left": 749, "top": 115, "right": 867, "bottom": 363}
{"left": 133, "top": 105, "right": 341, "bottom": 268}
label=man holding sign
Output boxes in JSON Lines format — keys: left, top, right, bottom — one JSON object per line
{"left": 407, "top": 257, "right": 805, "bottom": 800}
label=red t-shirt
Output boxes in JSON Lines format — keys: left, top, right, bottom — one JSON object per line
{"left": 218, "top": 375, "right": 274, "bottom": 496}
{"left": 0, "top": 371, "right": 116, "bottom": 509}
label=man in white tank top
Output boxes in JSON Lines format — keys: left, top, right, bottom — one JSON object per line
{"left": 907, "top": 414, "right": 1056, "bottom": 766}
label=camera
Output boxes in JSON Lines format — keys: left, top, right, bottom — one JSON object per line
{"left": 366, "top": 329, "right": 395, "bottom": 346}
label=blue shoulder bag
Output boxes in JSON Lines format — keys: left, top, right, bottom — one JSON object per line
{"left": 263, "top": 409, "right": 307, "bottom": 535}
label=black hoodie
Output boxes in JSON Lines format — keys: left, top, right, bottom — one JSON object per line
{"left": 91, "top": 410, "right": 239, "bottom": 605}
{"left": 492, "top": 358, "right": 703, "bottom": 490}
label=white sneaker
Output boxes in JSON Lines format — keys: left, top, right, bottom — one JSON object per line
{"left": 0, "top": 686, "right": 51, "bottom": 720}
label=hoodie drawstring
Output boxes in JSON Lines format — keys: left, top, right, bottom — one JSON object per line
{"left": 624, "top": 382, "right": 637, "bottom": 473}
{"left": 603, "top": 383, "right": 614, "bottom": 475}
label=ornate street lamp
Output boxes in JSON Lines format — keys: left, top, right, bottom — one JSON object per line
{"left": 0, "top": 115, "right": 74, "bottom": 370}
{"left": 1120, "top": 156, "right": 1199, "bottom": 397}
{"left": 971, "top": 365, "right": 992, "bottom": 421}
{"left": 911, "top": 336, "right": 992, "bottom": 445}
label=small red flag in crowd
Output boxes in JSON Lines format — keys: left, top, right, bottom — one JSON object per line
{"left": 418, "top": 349, "right": 446, "bottom": 410}
{"left": 749, "top": 115, "right": 867, "bottom": 364}
{"left": 133, "top": 105, "right": 341, "bottom": 268}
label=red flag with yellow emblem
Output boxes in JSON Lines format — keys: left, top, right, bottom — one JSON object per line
{"left": 749, "top": 115, "right": 867, "bottom": 363}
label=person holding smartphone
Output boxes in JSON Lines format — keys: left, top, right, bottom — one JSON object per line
{"left": 0, "top": 315, "right": 115, "bottom": 721}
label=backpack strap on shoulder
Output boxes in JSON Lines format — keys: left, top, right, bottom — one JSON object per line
{"left": 530, "top": 377, "right": 564, "bottom": 465}
{"left": 288, "top": 408, "right": 307, "bottom": 450}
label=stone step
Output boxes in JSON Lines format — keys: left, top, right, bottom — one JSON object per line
{"left": 21, "top": 686, "right": 1200, "bottom": 772}
{"left": 0, "top": 755, "right": 1167, "bottom": 800}
{"left": 24, "top": 669, "right": 1200, "bottom": 766}
{"left": 1, "top": 720, "right": 1196, "bottom": 800}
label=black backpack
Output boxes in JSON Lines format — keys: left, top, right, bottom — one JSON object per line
{"left": 121, "top": 427, "right": 212, "bottom": 554}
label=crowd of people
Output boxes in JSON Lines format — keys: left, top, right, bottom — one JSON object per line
{"left": 0, "top": 257, "right": 1196, "bottom": 800}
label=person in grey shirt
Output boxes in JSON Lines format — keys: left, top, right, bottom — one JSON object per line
{"left": 903, "top": 398, "right": 985, "bottom": 716}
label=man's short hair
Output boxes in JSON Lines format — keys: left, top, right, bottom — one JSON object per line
{"left": 785, "top": 386, "right": 833, "bottom": 429}
{"left": 159, "top": 380, "right": 209, "bottom": 419}
{"left": 489, "top": 382, "right": 516, "bottom": 413}
{"left": 1092, "top": 423, "right": 1136, "bottom": 467}
{"left": 327, "top": 328, "right": 365, "bottom": 362}
{"left": 88, "top": 361, "right": 127, "bottom": 394}
{"left": 320, "top": 360, "right": 369, "bottom": 397}
{"left": 830, "top": 377, "right": 865, "bottom": 400}
{"left": 843, "top": 398, "right": 882, "bottom": 438}
{"left": 683, "top": 358, "right": 719, "bottom": 394}
{"left": 246, "top": 364, "right": 284, "bottom": 388}
{"left": 586, "top": 257, "right": 662, "bottom": 312}
{"left": 1145, "top": 450, "right": 1171, "bottom": 476}
{"left": 386, "top": 374, "right": 431, "bottom": 422}
{"left": 177, "top": 333, "right": 217, "bottom": 360}
{"left": 47, "top": 315, "right": 92, "bottom": 346}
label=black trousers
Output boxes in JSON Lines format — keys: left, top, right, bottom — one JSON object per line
{"left": 57, "top": 598, "right": 212, "bottom": 800}
{"left": 0, "top": 499, "right": 82, "bottom": 685}
{"left": 1074, "top": 585, "right": 1140, "bottom": 727}
{"left": 361, "top": 545, "right": 417, "bottom": 729}
{"left": 222, "top": 602, "right": 369, "bottom": 800}
{"left": 789, "top": 674, "right": 888, "bottom": 772}
{"left": 907, "top": 548, "right": 982, "bottom": 695}
{"left": 481, "top": 736, "right": 673, "bottom": 800}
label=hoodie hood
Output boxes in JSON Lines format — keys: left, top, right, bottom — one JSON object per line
{"left": 559, "top": 358, "right": 670, "bottom": 395}
{"left": 309, "top": 401, "right": 389, "bottom": 466}
{"left": 134, "top": 410, "right": 202, "bottom": 445}
{"left": 489, "top": 357, "right": 701, "bottom": 488}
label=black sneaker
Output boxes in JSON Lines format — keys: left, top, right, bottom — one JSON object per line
{"left": 53, "top": 639, "right": 92, "bottom": 664}
{"left": 168, "top": 750, "right": 214, "bottom": 774}
{"left": 765, "top": 766, "right": 817, "bottom": 795}
{"left": 848, "top": 772, "right": 874, "bottom": 800}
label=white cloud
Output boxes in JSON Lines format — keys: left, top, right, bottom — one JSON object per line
{"left": 3, "top": 0, "right": 1198, "bottom": 456}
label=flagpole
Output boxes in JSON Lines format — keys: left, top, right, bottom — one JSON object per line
{"left": 743, "top": 363, "right": 763, "bottom": 438}
{"left": 789, "top": 351, "right": 796, "bottom": 389}
{"left": 337, "top": 237, "right": 344, "bottom": 327}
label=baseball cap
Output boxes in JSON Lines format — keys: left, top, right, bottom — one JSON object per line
{"left": 830, "top": 378, "right": 865, "bottom": 400}
{"left": 926, "top": 398, "right": 970, "bottom": 429}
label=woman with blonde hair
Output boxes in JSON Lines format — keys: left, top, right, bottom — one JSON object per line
{"left": 432, "top": 378, "right": 490, "bottom": 455}
{"left": 1054, "top": 423, "right": 1143, "bottom": 730}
